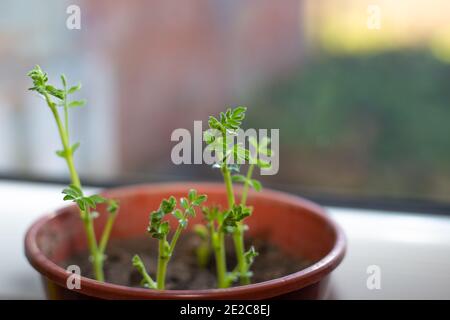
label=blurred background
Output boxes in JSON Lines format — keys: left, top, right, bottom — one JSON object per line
{"left": 2, "top": 0, "right": 450, "bottom": 205}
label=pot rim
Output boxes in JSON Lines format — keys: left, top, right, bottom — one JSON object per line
{"left": 24, "top": 182, "right": 346, "bottom": 299}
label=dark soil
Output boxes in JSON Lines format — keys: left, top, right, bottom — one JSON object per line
{"left": 64, "top": 234, "right": 311, "bottom": 290}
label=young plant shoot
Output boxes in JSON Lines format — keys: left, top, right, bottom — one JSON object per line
{"left": 203, "top": 106, "right": 271, "bottom": 286}
{"left": 133, "top": 189, "right": 207, "bottom": 289}
{"left": 27, "top": 65, "right": 119, "bottom": 282}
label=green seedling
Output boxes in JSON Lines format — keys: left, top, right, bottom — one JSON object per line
{"left": 27, "top": 65, "right": 119, "bottom": 282}
{"left": 133, "top": 189, "right": 207, "bottom": 289}
{"left": 203, "top": 106, "right": 272, "bottom": 286}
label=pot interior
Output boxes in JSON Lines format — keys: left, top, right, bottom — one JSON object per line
{"left": 35, "top": 184, "right": 337, "bottom": 268}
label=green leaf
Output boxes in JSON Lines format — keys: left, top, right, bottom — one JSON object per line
{"left": 188, "top": 189, "right": 197, "bottom": 202}
{"left": 207, "top": 106, "right": 247, "bottom": 134}
{"left": 192, "top": 194, "right": 207, "bottom": 206}
{"left": 250, "top": 179, "right": 262, "bottom": 192}
{"left": 60, "top": 74, "right": 67, "bottom": 88}
{"left": 68, "top": 99, "right": 86, "bottom": 108}
{"left": 45, "top": 85, "right": 64, "bottom": 100}
{"left": 202, "top": 206, "right": 218, "bottom": 222}
{"left": 244, "top": 246, "right": 259, "bottom": 266}
{"left": 159, "top": 221, "right": 170, "bottom": 235}
{"left": 203, "top": 130, "right": 216, "bottom": 144}
{"left": 77, "top": 200, "right": 86, "bottom": 212}
{"left": 172, "top": 209, "right": 183, "bottom": 220}
{"left": 107, "top": 199, "right": 119, "bottom": 214}
{"left": 180, "top": 197, "right": 189, "bottom": 209}
{"left": 62, "top": 184, "right": 83, "bottom": 198}
{"left": 257, "top": 159, "right": 271, "bottom": 169}
{"left": 132, "top": 254, "right": 144, "bottom": 269}
{"left": 231, "top": 174, "right": 247, "bottom": 183}
{"left": 161, "top": 196, "right": 176, "bottom": 213}
{"left": 68, "top": 83, "right": 82, "bottom": 94}
{"left": 55, "top": 149, "right": 66, "bottom": 158}
{"left": 186, "top": 207, "right": 195, "bottom": 217}
{"left": 84, "top": 196, "right": 96, "bottom": 209}
{"left": 71, "top": 142, "right": 80, "bottom": 154}
{"left": 221, "top": 204, "right": 252, "bottom": 231}
{"left": 89, "top": 194, "right": 106, "bottom": 205}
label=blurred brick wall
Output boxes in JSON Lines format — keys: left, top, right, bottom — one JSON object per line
{"left": 84, "top": 0, "right": 304, "bottom": 173}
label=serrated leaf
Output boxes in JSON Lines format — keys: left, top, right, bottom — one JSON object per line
{"left": 84, "top": 197, "right": 96, "bottom": 209}
{"left": 89, "top": 194, "right": 106, "bottom": 204}
{"left": 45, "top": 85, "right": 64, "bottom": 100}
{"left": 63, "top": 195, "right": 74, "bottom": 201}
{"left": 161, "top": 197, "right": 176, "bottom": 213}
{"left": 192, "top": 194, "right": 207, "bottom": 206}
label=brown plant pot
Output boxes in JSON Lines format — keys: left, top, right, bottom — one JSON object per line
{"left": 24, "top": 182, "right": 345, "bottom": 299}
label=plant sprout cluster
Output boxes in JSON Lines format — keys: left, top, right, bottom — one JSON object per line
{"left": 28, "top": 66, "right": 272, "bottom": 289}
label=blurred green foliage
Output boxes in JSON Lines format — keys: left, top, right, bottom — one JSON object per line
{"left": 247, "top": 49, "right": 450, "bottom": 200}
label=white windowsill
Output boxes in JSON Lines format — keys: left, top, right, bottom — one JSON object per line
{"left": 1, "top": 180, "right": 449, "bottom": 299}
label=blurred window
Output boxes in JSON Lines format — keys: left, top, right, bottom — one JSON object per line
{"left": 1, "top": 0, "right": 450, "bottom": 205}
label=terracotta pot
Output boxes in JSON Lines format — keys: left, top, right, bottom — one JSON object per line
{"left": 24, "top": 182, "right": 346, "bottom": 299}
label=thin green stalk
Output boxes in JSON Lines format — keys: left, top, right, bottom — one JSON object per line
{"left": 232, "top": 227, "right": 249, "bottom": 285}
{"left": 157, "top": 235, "right": 169, "bottom": 289}
{"left": 99, "top": 213, "right": 117, "bottom": 255}
{"left": 45, "top": 93, "right": 80, "bottom": 187}
{"left": 62, "top": 80, "right": 69, "bottom": 134}
{"left": 84, "top": 208, "right": 104, "bottom": 281}
{"left": 233, "top": 163, "right": 255, "bottom": 285}
{"left": 212, "top": 228, "right": 228, "bottom": 288}
{"left": 156, "top": 212, "right": 193, "bottom": 289}
{"left": 222, "top": 164, "right": 250, "bottom": 285}
{"left": 140, "top": 267, "right": 156, "bottom": 289}
{"left": 222, "top": 166, "right": 235, "bottom": 207}
{"left": 44, "top": 92, "right": 103, "bottom": 281}
{"left": 168, "top": 218, "right": 186, "bottom": 255}
{"left": 240, "top": 164, "right": 254, "bottom": 206}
